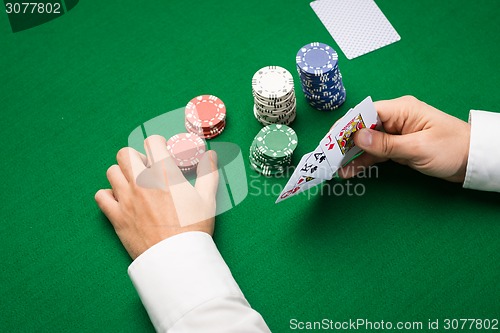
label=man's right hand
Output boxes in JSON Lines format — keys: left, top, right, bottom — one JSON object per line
{"left": 339, "top": 96, "right": 471, "bottom": 183}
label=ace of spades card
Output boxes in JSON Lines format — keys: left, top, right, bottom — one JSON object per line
{"left": 276, "top": 96, "right": 382, "bottom": 203}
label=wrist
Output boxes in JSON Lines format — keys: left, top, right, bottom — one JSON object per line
{"left": 126, "top": 223, "right": 215, "bottom": 260}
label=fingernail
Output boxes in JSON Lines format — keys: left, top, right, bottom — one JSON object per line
{"left": 357, "top": 129, "right": 372, "bottom": 147}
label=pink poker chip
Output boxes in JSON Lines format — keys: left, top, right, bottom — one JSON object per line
{"left": 166, "top": 132, "right": 206, "bottom": 168}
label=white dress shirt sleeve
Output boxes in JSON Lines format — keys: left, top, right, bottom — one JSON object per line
{"left": 128, "top": 231, "right": 271, "bottom": 333}
{"left": 463, "top": 110, "right": 500, "bottom": 192}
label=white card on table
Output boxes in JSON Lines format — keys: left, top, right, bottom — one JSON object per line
{"left": 310, "top": 0, "right": 401, "bottom": 59}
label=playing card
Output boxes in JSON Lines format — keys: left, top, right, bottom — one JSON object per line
{"left": 299, "top": 145, "right": 333, "bottom": 180}
{"left": 310, "top": 0, "right": 401, "bottom": 59}
{"left": 275, "top": 154, "right": 310, "bottom": 203}
{"left": 276, "top": 96, "right": 381, "bottom": 203}
{"left": 320, "top": 109, "right": 365, "bottom": 171}
{"left": 294, "top": 176, "right": 325, "bottom": 194}
{"left": 353, "top": 96, "right": 380, "bottom": 126}
{"left": 294, "top": 151, "right": 313, "bottom": 175}
{"left": 320, "top": 96, "right": 380, "bottom": 172}
{"left": 275, "top": 172, "right": 324, "bottom": 204}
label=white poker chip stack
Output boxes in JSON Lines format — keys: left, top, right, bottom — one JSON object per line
{"left": 251, "top": 66, "right": 296, "bottom": 126}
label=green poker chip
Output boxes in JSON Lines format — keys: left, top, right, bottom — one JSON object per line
{"left": 255, "top": 124, "right": 298, "bottom": 159}
{"left": 250, "top": 141, "right": 291, "bottom": 165}
{"left": 249, "top": 153, "right": 286, "bottom": 171}
{"left": 248, "top": 124, "right": 298, "bottom": 177}
{"left": 249, "top": 159, "right": 285, "bottom": 177}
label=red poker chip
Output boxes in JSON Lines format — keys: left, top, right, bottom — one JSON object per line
{"left": 200, "top": 129, "right": 225, "bottom": 139}
{"left": 198, "top": 124, "right": 226, "bottom": 139}
{"left": 187, "top": 128, "right": 224, "bottom": 138}
{"left": 185, "top": 95, "right": 226, "bottom": 129}
{"left": 185, "top": 120, "right": 226, "bottom": 139}
{"left": 186, "top": 118, "right": 226, "bottom": 132}
{"left": 166, "top": 133, "right": 206, "bottom": 168}
{"left": 186, "top": 116, "right": 226, "bottom": 130}
{"left": 179, "top": 165, "right": 197, "bottom": 173}
{"left": 185, "top": 123, "right": 225, "bottom": 135}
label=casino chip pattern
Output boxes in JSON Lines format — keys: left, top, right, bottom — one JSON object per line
{"left": 185, "top": 95, "right": 226, "bottom": 139}
{"left": 296, "top": 42, "right": 346, "bottom": 111}
{"left": 249, "top": 124, "right": 298, "bottom": 176}
{"left": 252, "top": 66, "right": 297, "bottom": 125}
{"left": 166, "top": 132, "right": 206, "bottom": 172}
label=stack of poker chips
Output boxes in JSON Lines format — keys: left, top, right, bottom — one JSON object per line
{"left": 252, "top": 66, "right": 297, "bottom": 126}
{"left": 185, "top": 95, "right": 226, "bottom": 139}
{"left": 166, "top": 132, "right": 206, "bottom": 173}
{"left": 249, "top": 124, "right": 298, "bottom": 176}
{"left": 296, "top": 42, "right": 346, "bottom": 111}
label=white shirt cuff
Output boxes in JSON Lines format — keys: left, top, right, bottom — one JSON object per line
{"left": 464, "top": 110, "right": 500, "bottom": 192}
{"left": 128, "top": 231, "right": 246, "bottom": 332}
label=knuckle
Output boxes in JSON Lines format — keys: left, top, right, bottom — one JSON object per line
{"left": 401, "top": 95, "right": 417, "bottom": 103}
{"left": 382, "top": 135, "right": 394, "bottom": 157}
{"left": 399, "top": 95, "right": 420, "bottom": 118}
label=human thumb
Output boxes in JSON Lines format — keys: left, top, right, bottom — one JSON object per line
{"left": 354, "top": 129, "right": 415, "bottom": 160}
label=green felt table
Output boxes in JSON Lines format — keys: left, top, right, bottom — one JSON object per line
{"left": 1, "top": 0, "right": 499, "bottom": 332}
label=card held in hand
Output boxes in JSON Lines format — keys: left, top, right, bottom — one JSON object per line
{"left": 276, "top": 96, "right": 381, "bottom": 203}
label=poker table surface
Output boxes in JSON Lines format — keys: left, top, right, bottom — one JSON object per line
{"left": 1, "top": 0, "right": 499, "bottom": 331}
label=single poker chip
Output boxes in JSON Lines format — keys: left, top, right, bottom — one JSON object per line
{"left": 296, "top": 42, "right": 339, "bottom": 75}
{"left": 255, "top": 124, "right": 298, "bottom": 158}
{"left": 185, "top": 95, "right": 226, "bottom": 129}
{"left": 252, "top": 66, "right": 294, "bottom": 100}
{"left": 166, "top": 132, "right": 206, "bottom": 168}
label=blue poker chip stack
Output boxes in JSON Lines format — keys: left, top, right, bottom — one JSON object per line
{"left": 296, "top": 42, "right": 346, "bottom": 111}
